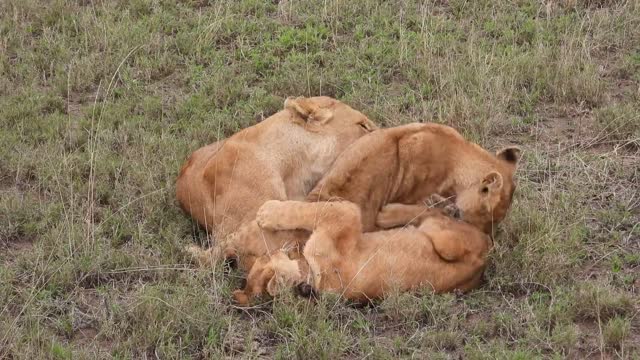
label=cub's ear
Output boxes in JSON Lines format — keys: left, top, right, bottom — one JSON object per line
{"left": 482, "top": 171, "right": 503, "bottom": 192}
{"left": 496, "top": 146, "right": 521, "bottom": 165}
{"left": 284, "top": 96, "right": 333, "bottom": 124}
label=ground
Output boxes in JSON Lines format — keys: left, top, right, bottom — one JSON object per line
{"left": 0, "top": 0, "right": 639, "bottom": 358}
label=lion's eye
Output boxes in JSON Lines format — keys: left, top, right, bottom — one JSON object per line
{"left": 358, "top": 122, "right": 371, "bottom": 132}
{"left": 481, "top": 187, "right": 489, "bottom": 194}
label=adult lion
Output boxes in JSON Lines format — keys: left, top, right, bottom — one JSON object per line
{"left": 176, "top": 96, "right": 377, "bottom": 265}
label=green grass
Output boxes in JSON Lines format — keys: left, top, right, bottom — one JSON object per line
{"left": 1, "top": 0, "right": 639, "bottom": 358}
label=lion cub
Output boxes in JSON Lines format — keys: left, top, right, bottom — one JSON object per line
{"left": 233, "top": 197, "right": 491, "bottom": 304}
{"left": 306, "top": 123, "right": 521, "bottom": 234}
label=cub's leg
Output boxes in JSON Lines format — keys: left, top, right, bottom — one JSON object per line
{"left": 418, "top": 218, "right": 489, "bottom": 264}
{"left": 185, "top": 244, "right": 232, "bottom": 268}
{"left": 232, "top": 255, "right": 274, "bottom": 305}
{"left": 376, "top": 201, "right": 478, "bottom": 262}
{"left": 192, "top": 220, "right": 304, "bottom": 273}
{"left": 256, "top": 200, "right": 363, "bottom": 289}
{"left": 376, "top": 204, "right": 438, "bottom": 228}
{"left": 424, "top": 225, "right": 489, "bottom": 293}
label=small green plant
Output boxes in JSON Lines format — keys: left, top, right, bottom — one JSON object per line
{"left": 50, "top": 343, "right": 72, "bottom": 360}
{"left": 603, "top": 317, "right": 631, "bottom": 349}
{"left": 572, "top": 282, "right": 635, "bottom": 321}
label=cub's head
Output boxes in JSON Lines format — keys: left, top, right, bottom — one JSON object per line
{"left": 284, "top": 96, "right": 378, "bottom": 153}
{"left": 232, "top": 252, "right": 307, "bottom": 306}
{"left": 454, "top": 147, "right": 522, "bottom": 234}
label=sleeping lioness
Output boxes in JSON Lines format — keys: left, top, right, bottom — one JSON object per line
{"left": 232, "top": 123, "right": 521, "bottom": 304}
{"left": 176, "top": 96, "right": 377, "bottom": 268}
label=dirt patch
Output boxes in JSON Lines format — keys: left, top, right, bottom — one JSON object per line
{"left": 72, "top": 326, "right": 99, "bottom": 346}
{"left": 64, "top": 87, "right": 101, "bottom": 118}
{"left": 532, "top": 104, "right": 600, "bottom": 146}
{"left": 68, "top": 289, "right": 116, "bottom": 353}
{"left": 1, "top": 234, "right": 35, "bottom": 265}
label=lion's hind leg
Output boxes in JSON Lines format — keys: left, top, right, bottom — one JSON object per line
{"left": 256, "top": 200, "right": 364, "bottom": 292}
{"left": 256, "top": 200, "right": 362, "bottom": 237}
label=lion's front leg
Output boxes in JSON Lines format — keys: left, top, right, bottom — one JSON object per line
{"left": 376, "top": 204, "right": 435, "bottom": 228}
{"left": 376, "top": 195, "right": 461, "bottom": 229}
{"left": 376, "top": 203, "right": 456, "bottom": 229}
{"left": 185, "top": 244, "right": 225, "bottom": 268}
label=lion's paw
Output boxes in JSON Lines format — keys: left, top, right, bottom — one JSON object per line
{"left": 256, "top": 200, "right": 287, "bottom": 230}
{"left": 185, "top": 244, "right": 205, "bottom": 258}
{"left": 232, "top": 289, "right": 250, "bottom": 306}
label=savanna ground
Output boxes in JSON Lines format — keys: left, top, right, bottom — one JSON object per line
{"left": 1, "top": 0, "right": 639, "bottom": 358}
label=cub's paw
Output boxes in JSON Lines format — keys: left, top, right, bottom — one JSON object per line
{"left": 185, "top": 244, "right": 204, "bottom": 258}
{"left": 256, "top": 200, "right": 287, "bottom": 230}
{"left": 185, "top": 244, "right": 210, "bottom": 267}
{"left": 185, "top": 244, "right": 223, "bottom": 268}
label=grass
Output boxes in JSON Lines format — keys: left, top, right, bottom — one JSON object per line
{"left": 1, "top": 0, "right": 639, "bottom": 358}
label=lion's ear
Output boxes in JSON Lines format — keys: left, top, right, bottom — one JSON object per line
{"left": 482, "top": 171, "right": 503, "bottom": 192}
{"left": 284, "top": 96, "right": 333, "bottom": 124}
{"left": 496, "top": 146, "right": 521, "bottom": 165}
{"left": 266, "top": 272, "right": 281, "bottom": 297}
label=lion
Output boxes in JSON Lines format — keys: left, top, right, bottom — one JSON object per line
{"left": 304, "top": 123, "right": 521, "bottom": 234}
{"left": 232, "top": 197, "right": 493, "bottom": 304}
{"left": 176, "top": 96, "right": 378, "bottom": 268}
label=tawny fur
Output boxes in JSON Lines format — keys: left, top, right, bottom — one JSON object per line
{"left": 306, "top": 123, "right": 521, "bottom": 234}
{"left": 232, "top": 122, "right": 520, "bottom": 275}
{"left": 233, "top": 123, "right": 523, "bottom": 304}
{"left": 175, "top": 96, "right": 377, "bottom": 270}
{"left": 234, "top": 199, "right": 492, "bottom": 304}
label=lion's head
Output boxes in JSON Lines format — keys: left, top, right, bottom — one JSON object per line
{"left": 454, "top": 147, "right": 521, "bottom": 233}
{"left": 284, "top": 96, "right": 378, "bottom": 153}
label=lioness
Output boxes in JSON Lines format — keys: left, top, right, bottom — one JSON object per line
{"left": 233, "top": 198, "right": 492, "bottom": 304}
{"left": 176, "top": 96, "right": 377, "bottom": 267}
